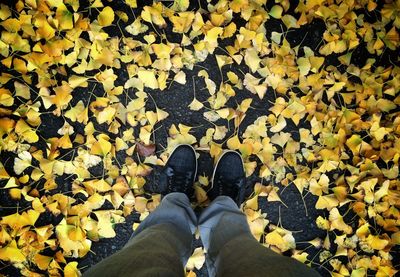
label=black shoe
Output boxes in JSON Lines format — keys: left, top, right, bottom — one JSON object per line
{"left": 159, "top": 144, "right": 197, "bottom": 198}
{"left": 209, "top": 151, "right": 246, "bottom": 206}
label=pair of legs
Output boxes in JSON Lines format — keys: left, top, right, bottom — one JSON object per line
{"left": 85, "top": 145, "right": 320, "bottom": 277}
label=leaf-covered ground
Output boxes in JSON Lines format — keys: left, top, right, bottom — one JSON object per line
{"left": 0, "top": 0, "right": 399, "bottom": 276}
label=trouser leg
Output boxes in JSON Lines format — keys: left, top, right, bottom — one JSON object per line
{"left": 84, "top": 193, "right": 197, "bottom": 277}
{"left": 198, "top": 196, "right": 320, "bottom": 277}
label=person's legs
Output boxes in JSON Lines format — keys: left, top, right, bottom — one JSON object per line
{"left": 85, "top": 193, "right": 197, "bottom": 277}
{"left": 85, "top": 145, "right": 199, "bottom": 277}
{"left": 199, "top": 196, "right": 320, "bottom": 277}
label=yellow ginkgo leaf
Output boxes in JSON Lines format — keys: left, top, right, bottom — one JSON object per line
{"left": 194, "top": 184, "right": 207, "bottom": 203}
{"left": 52, "top": 82, "right": 73, "bottom": 110}
{"left": 270, "top": 115, "right": 286, "bottom": 133}
{"left": 152, "top": 43, "right": 172, "bottom": 59}
{"left": 64, "top": 261, "right": 80, "bottom": 277}
{"left": 65, "top": 101, "right": 88, "bottom": 124}
{"left": 156, "top": 108, "right": 169, "bottom": 121}
{"left": 245, "top": 195, "right": 259, "bottom": 210}
{"left": 56, "top": 4, "right": 73, "bottom": 30}
{"left": 0, "top": 162, "right": 10, "bottom": 179}
{"left": 0, "top": 88, "right": 13, "bottom": 106}
{"left": 141, "top": 4, "right": 166, "bottom": 27}
{"left": 0, "top": 240, "right": 25, "bottom": 263}
{"left": 244, "top": 48, "right": 261, "bottom": 73}
{"left": 138, "top": 69, "right": 158, "bottom": 89}
{"left": 265, "top": 228, "right": 295, "bottom": 252}
{"left": 98, "top": 6, "right": 114, "bottom": 27}
{"left": 213, "top": 125, "right": 228, "bottom": 140}
{"left": 91, "top": 135, "right": 112, "bottom": 157}
{"left": 171, "top": 0, "right": 189, "bottom": 12}
{"left": 269, "top": 5, "right": 283, "bottom": 19}
{"left": 14, "top": 151, "right": 32, "bottom": 175}
{"left": 125, "top": 0, "right": 137, "bottom": 8}
{"left": 146, "top": 111, "right": 158, "bottom": 126}
{"left": 173, "top": 71, "right": 186, "bottom": 85}
{"left": 139, "top": 125, "right": 153, "bottom": 145}
{"left": 329, "top": 208, "right": 352, "bottom": 234}
{"left": 188, "top": 98, "right": 203, "bottom": 111}
{"left": 315, "top": 195, "right": 339, "bottom": 210}
{"left": 366, "top": 234, "right": 389, "bottom": 250}
{"left": 0, "top": 18, "right": 21, "bottom": 32}
{"left": 93, "top": 211, "right": 116, "bottom": 238}
{"left": 186, "top": 247, "right": 205, "bottom": 270}
{"left": 34, "top": 254, "right": 52, "bottom": 270}
{"left": 14, "top": 81, "right": 30, "bottom": 99}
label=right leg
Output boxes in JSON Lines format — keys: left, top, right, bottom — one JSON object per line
{"left": 200, "top": 151, "right": 320, "bottom": 277}
{"left": 199, "top": 196, "right": 321, "bottom": 277}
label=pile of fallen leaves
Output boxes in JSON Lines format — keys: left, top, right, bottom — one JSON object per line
{"left": 0, "top": 0, "right": 399, "bottom": 276}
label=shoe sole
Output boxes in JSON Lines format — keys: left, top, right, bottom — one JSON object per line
{"left": 167, "top": 144, "right": 198, "bottom": 184}
{"left": 210, "top": 150, "right": 245, "bottom": 191}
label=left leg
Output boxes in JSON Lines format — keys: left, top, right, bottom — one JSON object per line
{"left": 85, "top": 145, "right": 199, "bottom": 277}
{"left": 84, "top": 193, "right": 196, "bottom": 277}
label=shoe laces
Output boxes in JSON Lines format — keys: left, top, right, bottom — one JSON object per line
{"left": 215, "top": 175, "right": 241, "bottom": 197}
{"left": 166, "top": 167, "right": 193, "bottom": 192}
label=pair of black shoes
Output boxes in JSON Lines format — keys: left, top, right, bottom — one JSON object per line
{"left": 159, "top": 145, "right": 246, "bottom": 205}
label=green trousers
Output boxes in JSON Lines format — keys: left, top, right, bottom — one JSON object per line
{"left": 84, "top": 193, "right": 320, "bottom": 277}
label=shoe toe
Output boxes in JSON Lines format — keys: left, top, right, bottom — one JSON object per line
{"left": 168, "top": 145, "right": 197, "bottom": 171}
{"left": 218, "top": 151, "right": 244, "bottom": 178}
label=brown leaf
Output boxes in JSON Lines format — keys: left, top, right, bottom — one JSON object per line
{"left": 136, "top": 142, "right": 156, "bottom": 157}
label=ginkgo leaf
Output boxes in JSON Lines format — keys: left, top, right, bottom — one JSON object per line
{"left": 56, "top": 4, "right": 73, "bottom": 30}
{"left": 65, "top": 101, "right": 88, "bottom": 124}
{"left": 14, "top": 151, "right": 32, "bottom": 175}
{"left": 68, "top": 75, "right": 88, "bottom": 88}
{"left": 245, "top": 195, "right": 258, "bottom": 210}
{"left": 315, "top": 195, "right": 339, "bottom": 210}
{"left": 171, "top": 0, "right": 189, "bottom": 12}
{"left": 64, "top": 262, "right": 80, "bottom": 277}
{"left": 34, "top": 254, "right": 52, "bottom": 270}
{"left": 91, "top": 135, "right": 112, "bottom": 157}
{"left": 0, "top": 88, "right": 13, "bottom": 106}
{"left": 270, "top": 116, "right": 286, "bottom": 133}
{"left": 265, "top": 228, "right": 295, "bottom": 252}
{"left": 244, "top": 48, "right": 260, "bottom": 73}
{"left": 329, "top": 208, "right": 352, "bottom": 234}
{"left": 152, "top": 43, "right": 172, "bottom": 59}
{"left": 213, "top": 125, "right": 228, "bottom": 140}
{"left": 138, "top": 70, "right": 158, "bottom": 89}
{"left": 186, "top": 247, "right": 205, "bottom": 270}
{"left": 116, "top": 11, "right": 129, "bottom": 22}
{"left": 0, "top": 4, "right": 11, "bottom": 20}
{"left": 98, "top": 6, "right": 114, "bottom": 27}
{"left": 0, "top": 240, "right": 25, "bottom": 262}
{"left": 93, "top": 211, "right": 116, "bottom": 238}
{"left": 141, "top": 4, "right": 166, "bottom": 27}
{"left": 297, "top": 57, "right": 311, "bottom": 76}
{"left": 125, "top": 17, "right": 148, "bottom": 35}
{"left": 271, "top": 31, "right": 282, "bottom": 44}
{"left": 14, "top": 82, "right": 30, "bottom": 99}
{"left": 125, "top": 0, "right": 137, "bottom": 8}
{"left": 136, "top": 142, "right": 156, "bottom": 157}
{"left": 156, "top": 108, "right": 169, "bottom": 121}
{"left": 189, "top": 98, "right": 204, "bottom": 111}
{"left": 269, "top": 5, "right": 283, "bottom": 19}
{"left": 367, "top": 234, "right": 389, "bottom": 250}
{"left": 173, "top": 71, "right": 186, "bottom": 84}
